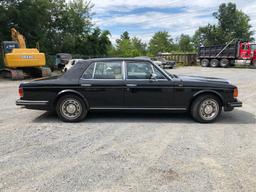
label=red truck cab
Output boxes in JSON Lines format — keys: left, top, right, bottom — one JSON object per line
{"left": 239, "top": 42, "right": 256, "bottom": 64}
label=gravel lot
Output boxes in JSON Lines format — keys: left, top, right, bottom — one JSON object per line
{"left": 0, "top": 66, "right": 255, "bottom": 192}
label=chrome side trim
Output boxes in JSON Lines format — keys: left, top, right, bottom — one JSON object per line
{"left": 16, "top": 100, "right": 49, "bottom": 106}
{"left": 81, "top": 84, "right": 92, "bottom": 87}
{"left": 90, "top": 107, "right": 187, "bottom": 110}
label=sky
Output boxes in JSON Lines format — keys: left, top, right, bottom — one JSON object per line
{"left": 90, "top": 0, "right": 256, "bottom": 43}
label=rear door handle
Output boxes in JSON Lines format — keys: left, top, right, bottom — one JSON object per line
{"left": 126, "top": 84, "right": 137, "bottom": 87}
{"left": 81, "top": 83, "right": 92, "bottom": 87}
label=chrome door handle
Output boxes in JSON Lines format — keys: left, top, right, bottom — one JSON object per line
{"left": 81, "top": 84, "right": 92, "bottom": 87}
{"left": 126, "top": 84, "right": 137, "bottom": 87}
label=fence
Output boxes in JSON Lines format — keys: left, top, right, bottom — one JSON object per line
{"left": 158, "top": 53, "right": 198, "bottom": 66}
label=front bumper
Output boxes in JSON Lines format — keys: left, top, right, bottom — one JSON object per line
{"left": 16, "top": 99, "right": 50, "bottom": 110}
{"left": 224, "top": 99, "right": 242, "bottom": 111}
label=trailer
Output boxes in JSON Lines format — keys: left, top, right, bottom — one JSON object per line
{"left": 198, "top": 39, "right": 256, "bottom": 68}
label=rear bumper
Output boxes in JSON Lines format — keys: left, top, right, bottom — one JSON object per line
{"left": 16, "top": 99, "right": 50, "bottom": 110}
{"left": 224, "top": 99, "right": 242, "bottom": 111}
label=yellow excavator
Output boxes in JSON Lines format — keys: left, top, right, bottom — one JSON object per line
{"left": 0, "top": 28, "right": 51, "bottom": 80}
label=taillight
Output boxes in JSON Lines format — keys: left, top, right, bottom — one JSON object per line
{"left": 233, "top": 87, "right": 238, "bottom": 98}
{"left": 19, "top": 87, "right": 23, "bottom": 97}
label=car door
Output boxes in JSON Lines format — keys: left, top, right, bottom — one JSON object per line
{"left": 79, "top": 60, "right": 125, "bottom": 109}
{"left": 124, "top": 61, "right": 174, "bottom": 108}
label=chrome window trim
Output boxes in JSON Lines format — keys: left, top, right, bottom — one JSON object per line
{"left": 92, "top": 62, "right": 96, "bottom": 79}
{"left": 122, "top": 60, "right": 126, "bottom": 80}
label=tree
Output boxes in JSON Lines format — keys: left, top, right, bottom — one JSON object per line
{"left": 131, "top": 37, "right": 147, "bottom": 56}
{"left": 83, "top": 28, "right": 111, "bottom": 56}
{"left": 114, "top": 32, "right": 146, "bottom": 57}
{"left": 193, "top": 2, "right": 254, "bottom": 47}
{"left": 148, "top": 31, "right": 174, "bottom": 55}
{"left": 178, "top": 34, "right": 194, "bottom": 52}
{"left": 213, "top": 2, "right": 253, "bottom": 42}
{"left": 193, "top": 24, "right": 223, "bottom": 48}
{"left": 0, "top": 0, "right": 112, "bottom": 58}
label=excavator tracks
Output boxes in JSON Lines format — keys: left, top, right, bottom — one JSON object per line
{"left": 0, "top": 67, "right": 51, "bottom": 80}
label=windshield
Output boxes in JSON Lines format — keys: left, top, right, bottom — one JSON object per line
{"left": 251, "top": 44, "right": 256, "bottom": 51}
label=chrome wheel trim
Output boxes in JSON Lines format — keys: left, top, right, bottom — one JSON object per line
{"left": 199, "top": 99, "right": 219, "bottom": 121}
{"left": 60, "top": 98, "right": 82, "bottom": 120}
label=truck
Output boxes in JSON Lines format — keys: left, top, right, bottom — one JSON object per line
{"left": 198, "top": 39, "right": 256, "bottom": 68}
{"left": 0, "top": 28, "right": 51, "bottom": 80}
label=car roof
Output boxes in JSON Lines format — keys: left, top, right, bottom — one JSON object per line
{"left": 85, "top": 57, "right": 152, "bottom": 63}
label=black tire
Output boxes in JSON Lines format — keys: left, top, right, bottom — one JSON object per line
{"left": 191, "top": 94, "right": 222, "bottom": 123}
{"left": 230, "top": 60, "right": 235, "bottom": 66}
{"left": 200, "top": 59, "right": 209, "bottom": 67}
{"left": 56, "top": 94, "right": 87, "bottom": 122}
{"left": 210, "top": 59, "right": 219, "bottom": 67}
{"left": 220, "top": 59, "right": 229, "bottom": 68}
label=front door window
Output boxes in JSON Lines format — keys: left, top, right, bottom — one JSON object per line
{"left": 127, "top": 62, "right": 166, "bottom": 80}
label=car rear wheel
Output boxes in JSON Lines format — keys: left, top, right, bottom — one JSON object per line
{"left": 56, "top": 94, "right": 87, "bottom": 122}
{"left": 210, "top": 59, "right": 219, "bottom": 67}
{"left": 191, "top": 95, "right": 221, "bottom": 123}
{"left": 220, "top": 59, "right": 229, "bottom": 68}
{"left": 200, "top": 59, "right": 209, "bottom": 67}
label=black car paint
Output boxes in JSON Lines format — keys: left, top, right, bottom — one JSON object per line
{"left": 17, "top": 58, "right": 241, "bottom": 112}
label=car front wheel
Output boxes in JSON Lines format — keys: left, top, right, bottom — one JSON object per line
{"left": 191, "top": 95, "right": 221, "bottom": 123}
{"left": 56, "top": 94, "right": 87, "bottom": 122}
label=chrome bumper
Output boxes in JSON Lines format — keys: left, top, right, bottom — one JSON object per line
{"left": 228, "top": 100, "right": 242, "bottom": 108}
{"left": 224, "top": 100, "right": 242, "bottom": 111}
{"left": 16, "top": 99, "right": 49, "bottom": 106}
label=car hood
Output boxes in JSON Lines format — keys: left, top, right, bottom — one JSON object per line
{"left": 178, "top": 75, "right": 232, "bottom": 87}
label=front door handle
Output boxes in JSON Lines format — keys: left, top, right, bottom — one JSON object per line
{"left": 81, "top": 83, "right": 92, "bottom": 87}
{"left": 126, "top": 84, "right": 137, "bottom": 87}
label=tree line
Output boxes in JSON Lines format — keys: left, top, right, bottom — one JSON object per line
{"left": 0, "top": 1, "right": 254, "bottom": 59}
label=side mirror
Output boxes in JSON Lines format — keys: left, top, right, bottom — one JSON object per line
{"left": 150, "top": 73, "right": 157, "bottom": 81}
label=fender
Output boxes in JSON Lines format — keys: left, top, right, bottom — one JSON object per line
{"left": 192, "top": 89, "right": 225, "bottom": 105}
{"left": 55, "top": 89, "right": 90, "bottom": 109}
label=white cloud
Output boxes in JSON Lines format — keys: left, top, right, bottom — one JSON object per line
{"left": 90, "top": 0, "right": 256, "bottom": 42}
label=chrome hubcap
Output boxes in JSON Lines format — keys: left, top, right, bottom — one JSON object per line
{"left": 199, "top": 99, "right": 219, "bottom": 121}
{"left": 66, "top": 104, "right": 76, "bottom": 114}
{"left": 61, "top": 99, "right": 82, "bottom": 120}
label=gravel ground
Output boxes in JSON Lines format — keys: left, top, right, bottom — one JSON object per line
{"left": 0, "top": 66, "right": 255, "bottom": 192}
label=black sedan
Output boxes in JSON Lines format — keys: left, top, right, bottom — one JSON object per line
{"left": 16, "top": 58, "right": 242, "bottom": 123}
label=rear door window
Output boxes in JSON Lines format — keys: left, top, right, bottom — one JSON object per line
{"left": 81, "top": 61, "right": 123, "bottom": 80}
{"left": 93, "top": 61, "right": 123, "bottom": 79}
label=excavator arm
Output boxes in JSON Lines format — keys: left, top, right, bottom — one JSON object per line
{"left": 10, "top": 28, "right": 26, "bottom": 48}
